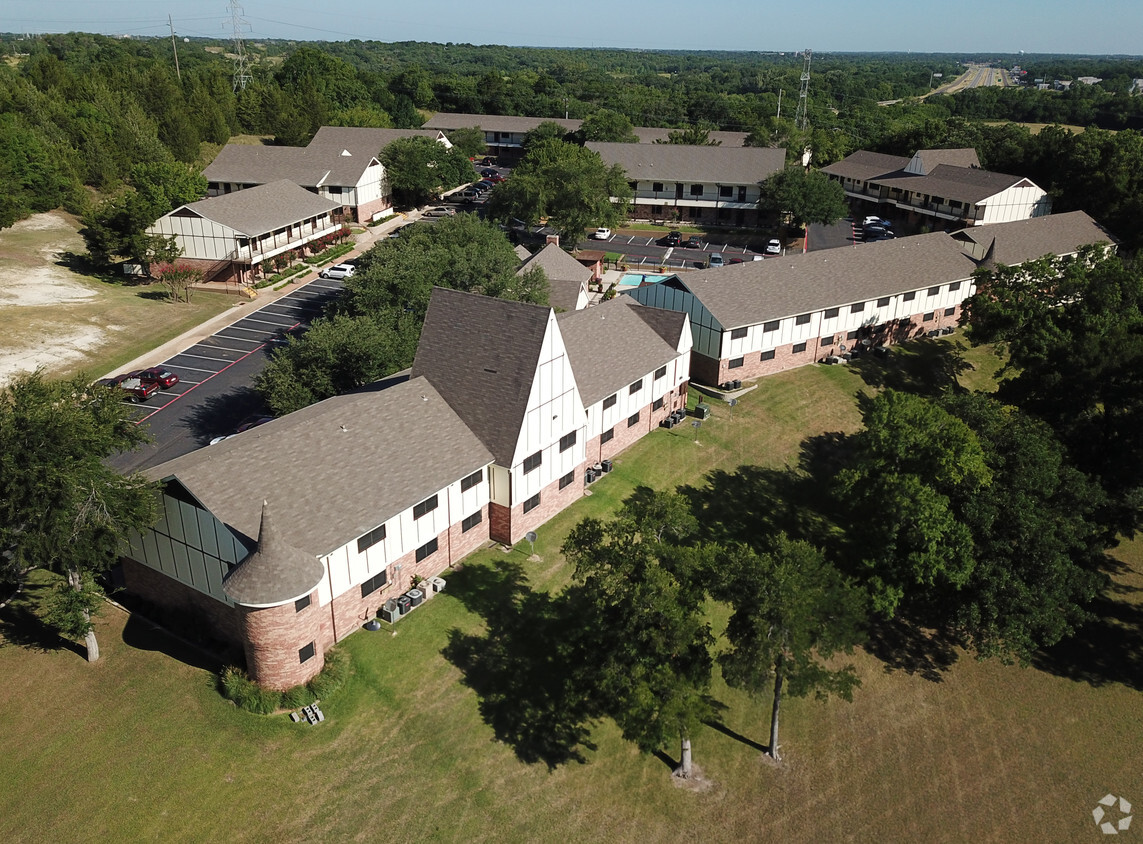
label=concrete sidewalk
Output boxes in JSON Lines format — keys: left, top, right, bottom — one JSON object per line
{"left": 105, "top": 214, "right": 409, "bottom": 378}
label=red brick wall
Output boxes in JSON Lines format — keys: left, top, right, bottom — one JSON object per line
{"left": 120, "top": 557, "right": 242, "bottom": 647}
{"left": 489, "top": 501, "right": 512, "bottom": 545}
{"left": 355, "top": 195, "right": 393, "bottom": 224}
{"left": 240, "top": 594, "right": 325, "bottom": 691}
{"left": 494, "top": 469, "right": 586, "bottom": 546}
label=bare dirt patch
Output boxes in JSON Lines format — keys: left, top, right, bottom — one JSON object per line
{"left": 0, "top": 211, "right": 232, "bottom": 386}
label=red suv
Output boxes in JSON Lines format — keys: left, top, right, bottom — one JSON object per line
{"left": 133, "top": 367, "right": 179, "bottom": 389}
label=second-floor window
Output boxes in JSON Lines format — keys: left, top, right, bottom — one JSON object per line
{"left": 690, "top": 184, "right": 704, "bottom": 196}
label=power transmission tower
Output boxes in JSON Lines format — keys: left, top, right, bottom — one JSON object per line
{"left": 227, "top": 0, "right": 252, "bottom": 92}
{"left": 794, "top": 49, "right": 812, "bottom": 131}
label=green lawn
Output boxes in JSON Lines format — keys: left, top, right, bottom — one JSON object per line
{"left": 1, "top": 348, "right": 1139, "bottom": 843}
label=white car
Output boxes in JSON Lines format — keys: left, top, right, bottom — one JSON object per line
{"left": 320, "top": 263, "right": 356, "bottom": 280}
{"left": 765, "top": 239, "right": 782, "bottom": 255}
{"left": 592, "top": 227, "right": 612, "bottom": 240}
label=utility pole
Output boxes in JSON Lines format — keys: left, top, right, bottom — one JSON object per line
{"left": 168, "top": 15, "right": 181, "bottom": 82}
{"left": 227, "top": 0, "right": 251, "bottom": 92}
{"left": 794, "top": 49, "right": 812, "bottom": 131}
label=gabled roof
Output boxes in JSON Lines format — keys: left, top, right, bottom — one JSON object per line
{"left": 518, "top": 242, "right": 593, "bottom": 284}
{"left": 423, "top": 112, "right": 581, "bottom": 134}
{"left": 306, "top": 126, "right": 449, "bottom": 185}
{"left": 908, "top": 148, "right": 980, "bottom": 174}
{"left": 821, "top": 150, "right": 910, "bottom": 182}
{"left": 144, "top": 376, "right": 492, "bottom": 558}
{"left": 202, "top": 145, "right": 321, "bottom": 187}
{"left": 874, "top": 164, "right": 1035, "bottom": 205}
{"left": 174, "top": 180, "right": 342, "bottom": 237}
{"left": 223, "top": 501, "right": 326, "bottom": 607}
{"left": 649, "top": 233, "right": 978, "bottom": 330}
{"left": 950, "top": 210, "right": 1116, "bottom": 266}
{"left": 588, "top": 141, "right": 787, "bottom": 185}
{"left": 557, "top": 297, "right": 686, "bottom": 406}
{"left": 411, "top": 288, "right": 554, "bottom": 467}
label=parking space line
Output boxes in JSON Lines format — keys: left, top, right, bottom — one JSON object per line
{"left": 238, "top": 316, "right": 301, "bottom": 328}
{"left": 171, "top": 351, "right": 242, "bottom": 363}
{"left": 195, "top": 342, "right": 257, "bottom": 354}
{"left": 164, "top": 364, "right": 221, "bottom": 374}
{"left": 137, "top": 339, "right": 277, "bottom": 425}
{"left": 222, "top": 324, "right": 278, "bottom": 334}
{"left": 214, "top": 334, "right": 266, "bottom": 344}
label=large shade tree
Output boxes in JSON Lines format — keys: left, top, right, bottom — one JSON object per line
{"left": 757, "top": 166, "right": 849, "bottom": 229}
{"left": 563, "top": 496, "right": 713, "bottom": 779}
{"left": 715, "top": 535, "right": 865, "bottom": 761}
{"left": 963, "top": 247, "right": 1143, "bottom": 527}
{"left": 486, "top": 138, "right": 631, "bottom": 245}
{"left": 833, "top": 390, "right": 991, "bottom": 616}
{"left": 379, "top": 136, "right": 474, "bottom": 207}
{"left": 0, "top": 371, "right": 157, "bottom": 661}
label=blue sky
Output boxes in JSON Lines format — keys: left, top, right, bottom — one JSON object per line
{"left": 4, "top": 0, "right": 1142, "bottom": 55}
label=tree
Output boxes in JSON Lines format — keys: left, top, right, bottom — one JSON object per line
{"left": 833, "top": 390, "right": 991, "bottom": 616}
{"left": 379, "top": 136, "right": 474, "bottom": 207}
{"left": 715, "top": 535, "right": 865, "bottom": 761}
{"left": 486, "top": 138, "right": 631, "bottom": 246}
{"left": 342, "top": 213, "right": 548, "bottom": 321}
{"left": 255, "top": 312, "right": 419, "bottom": 415}
{"left": 445, "top": 126, "right": 487, "bottom": 160}
{"left": 655, "top": 126, "right": 720, "bottom": 146}
{"left": 563, "top": 510, "right": 713, "bottom": 779}
{"left": 578, "top": 109, "right": 638, "bottom": 143}
{"left": 0, "top": 371, "right": 157, "bottom": 660}
{"left": 935, "top": 392, "right": 1109, "bottom": 663}
{"left": 152, "top": 260, "right": 202, "bottom": 303}
{"left": 521, "top": 120, "right": 573, "bottom": 152}
{"left": 963, "top": 248, "right": 1143, "bottom": 521}
{"left": 757, "top": 166, "right": 849, "bottom": 229}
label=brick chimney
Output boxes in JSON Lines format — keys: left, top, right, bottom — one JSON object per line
{"left": 546, "top": 234, "right": 560, "bottom": 247}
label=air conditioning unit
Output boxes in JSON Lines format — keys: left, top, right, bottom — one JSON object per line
{"left": 380, "top": 599, "right": 401, "bottom": 623}
{"left": 429, "top": 576, "right": 446, "bottom": 593}
{"left": 406, "top": 588, "right": 425, "bottom": 608}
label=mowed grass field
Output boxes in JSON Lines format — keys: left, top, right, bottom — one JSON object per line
{"left": 2, "top": 338, "right": 1140, "bottom": 843}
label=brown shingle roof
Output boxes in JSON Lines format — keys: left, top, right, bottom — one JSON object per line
{"left": 910, "top": 148, "right": 980, "bottom": 173}
{"left": 950, "top": 210, "right": 1116, "bottom": 266}
{"left": 820, "top": 150, "right": 910, "bottom": 182}
{"left": 202, "top": 145, "right": 320, "bottom": 187}
{"left": 411, "top": 288, "right": 554, "bottom": 466}
{"left": 557, "top": 297, "right": 685, "bottom": 405}
{"left": 177, "top": 180, "right": 342, "bottom": 237}
{"left": 588, "top": 141, "right": 787, "bottom": 185}
{"left": 660, "top": 233, "right": 978, "bottom": 330}
{"left": 223, "top": 501, "right": 326, "bottom": 607}
{"left": 144, "top": 376, "right": 493, "bottom": 558}
{"left": 875, "top": 164, "right": 1032, "bottom": 205}
{"left": 518, "top": 242, "right": 593, "bottom": 284}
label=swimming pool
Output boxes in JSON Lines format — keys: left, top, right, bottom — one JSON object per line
{"left": 618, "top": 273, "right": 673, "bottom": 286}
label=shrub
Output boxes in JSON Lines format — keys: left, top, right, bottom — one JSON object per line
{"left": 220, "top": 666, "right": 282, "bottom": 715}
{"left": 281, "top": 684, "right": 316, "bottom": 710}
{"left": 307, "top": 646, "right": 350, "bottom": 700}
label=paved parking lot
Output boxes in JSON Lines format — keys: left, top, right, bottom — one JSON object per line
{"left": 108, "top": 277, "right": 345, "bottom": 473}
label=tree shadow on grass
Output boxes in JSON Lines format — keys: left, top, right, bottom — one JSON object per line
{"left": 863, "top": 614, "right": 960, "bottom": 683}
{"left": 442, "top": 561, "right": 600, "bottom": 769}
{"left": 179, "top": 387, "right": 268, "bottom": 445}
{"left": 704, "top": 718, "right": 769, "bottom": 755}
{"left": 0, "top": 580, "right": 84, "bottom": 658}
{"left": 679, "top": 463, "right": 837, "bottom": 551}
{"left": 1032, "top": 588, "right": 1143, "bottom": 692}
{"left": 849, "top": 338, "right": 973, "bottom": 397}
